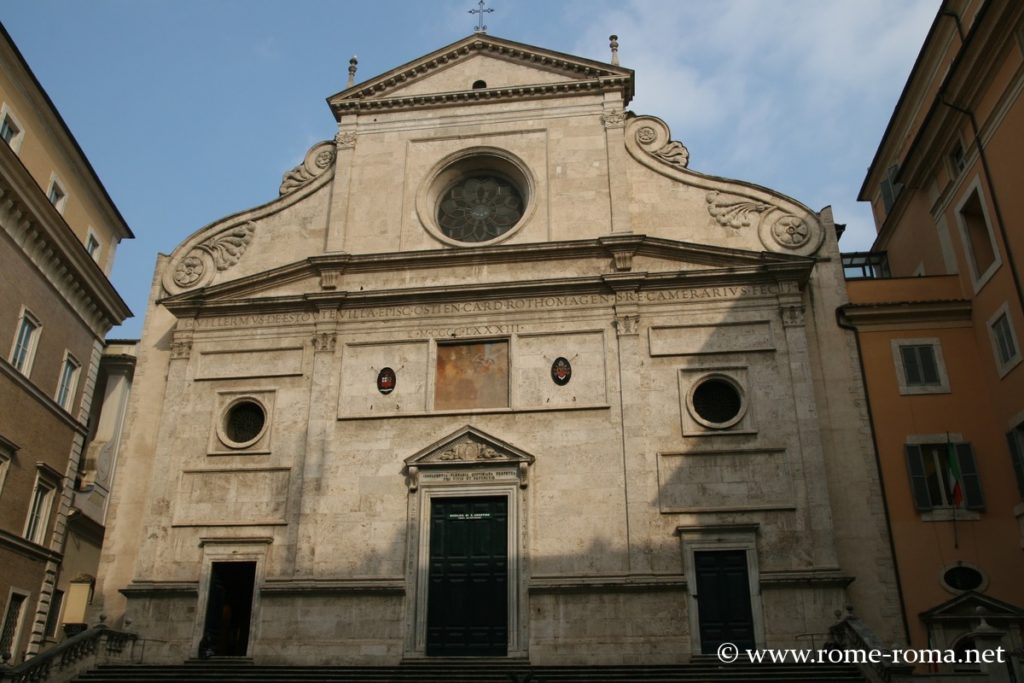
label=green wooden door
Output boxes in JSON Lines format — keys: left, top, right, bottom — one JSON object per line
{"left": 695, "top": 550, "right": 755, "bottom": 653}
{"left": 426, "top": 496, "right": 508, "bottom": 656}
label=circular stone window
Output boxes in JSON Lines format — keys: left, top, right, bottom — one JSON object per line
{"left": 689, "top": 375, "right": 746, "bottom": 429}
{"left": 942, "top": 565, "right": 985, "bottom": 592}
{"left": 218, "top": 398, "right": 268, "bottom": 449}
{"left": 417, "top": 147, "right": 534, "bottom": 247}
{"left": 437, "top": 175, "right": 523, "bottom": 243}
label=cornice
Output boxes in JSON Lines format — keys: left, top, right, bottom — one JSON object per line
{"left": 0, "top": 25, "right": 133, "bottom": 239}
{"left": 528, "top": 574, "right": 686, "bottom": 593}
{"left": 330, "top": 78, "right": 631, "bottom": 116}
{"left": 840, "top": 299, "right": 972, "bottom": 327}
{"left": 260, "top": 578, "right": 406, "bottom": 596}
{"left": 162, "top": 263, "right": 812, "bottom": 321}
{"left": 162, "top": 234, "right": 811, "bottom": 305}
{"left": 0, "top": 527, "right": 63, "bottom": 564}
{"left": 0, "top": 143, "right": 132, "bottom": 334}
{"left": 119, "top": 581, "right": 198, "bottom": 597}
{"left": 159, "top": 235, "right": 814, "bottom": 318}
{"left": 327, "top": 33, "right": 633, "bottom": 118}
{"left": 0, "top": 357, "right": 89, "bottom": 435}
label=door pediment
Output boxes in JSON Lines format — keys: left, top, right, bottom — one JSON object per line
{"left": 403, "top": 425, "right": 535, "bottom": 491}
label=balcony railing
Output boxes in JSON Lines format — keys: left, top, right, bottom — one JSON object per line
{"left": 842, "top": 251, "right": 891, "bottom": 280}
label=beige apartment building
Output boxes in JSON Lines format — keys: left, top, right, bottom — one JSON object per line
{"left": 0, "top": 23, "right": 132, "bottom": 664}
{"left": 843, "top": 0, "right": 1024, "bottom": 668}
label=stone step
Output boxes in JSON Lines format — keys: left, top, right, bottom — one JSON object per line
{"left": 76, "top": 662, "right": 866, "bottom": 683}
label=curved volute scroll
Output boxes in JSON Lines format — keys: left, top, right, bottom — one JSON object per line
{"left": 630, "top": 116, "right": 690, "bottom": 170}
{"left": 164, "top": 221, "right": 256, "bottom": 294}
{"left": 624, "top": 115, "right": 825, "bottom": 257}
{"left": 162, "top": 140, "right": 338, "bottom": 296}
{"left": 279, "top": 140, "right": 337, "bottom": 196}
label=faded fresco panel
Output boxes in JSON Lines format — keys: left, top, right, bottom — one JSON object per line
{"left": 434, "top": 341, "right": 509, "bottom": 410}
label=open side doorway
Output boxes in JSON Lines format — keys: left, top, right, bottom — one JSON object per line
{"left": 200, "top": 561, "right": 256, "bottom": 657}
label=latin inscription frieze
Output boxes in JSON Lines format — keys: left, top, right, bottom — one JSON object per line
{"left": 185, "top": 285, "right": 782, "bottom": 330}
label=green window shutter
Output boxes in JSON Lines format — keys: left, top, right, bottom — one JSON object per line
{"left": 905, "top": 445, "right": 933, "bottom": 511}
{"left": 956, "top": 443, "right": 985, "bottom": 511}
{"left": 1006, "top": 429, "right": 1024, "bottom": 499}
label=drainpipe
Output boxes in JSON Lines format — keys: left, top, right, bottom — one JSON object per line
{"left": 835, "top": 304, "right": 912, "bottom": 646}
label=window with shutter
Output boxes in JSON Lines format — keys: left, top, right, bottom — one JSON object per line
{"left": 892, "top": 339, "right": 949, "bottom": 394}
{"left": 1007, "top": 424, "right": 1024, "bottom": 499}
{"left": 905, "top": 441, "right": 984, "bottom": 511}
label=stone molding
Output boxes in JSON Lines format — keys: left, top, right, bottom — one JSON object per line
{"left": 529, "top": 574, "right": 687, "bottom": 593}
{"left": 260, "top": 578, "right": 405, "bottom": 596}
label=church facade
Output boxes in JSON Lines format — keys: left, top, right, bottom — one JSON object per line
{"left": 94, "top": 34, "right": 901, "bottom": 664}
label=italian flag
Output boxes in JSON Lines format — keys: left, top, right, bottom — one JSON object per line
{"left": 947, "top": 441, "right": 964, "bottom": 508}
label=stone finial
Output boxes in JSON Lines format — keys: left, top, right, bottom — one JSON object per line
{"left": 609, "top": 35, "right": 619, "bottom": 65}
{"left": 347, "top": 55, "right": 358, "bottom": 87}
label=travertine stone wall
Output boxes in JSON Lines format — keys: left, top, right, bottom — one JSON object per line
{"left": 94, "top": 36, "right": 901, "bottom": 665}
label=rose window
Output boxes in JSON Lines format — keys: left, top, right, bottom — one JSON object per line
{"left": 437, "top": 175, "right": 523, "bottom": 243}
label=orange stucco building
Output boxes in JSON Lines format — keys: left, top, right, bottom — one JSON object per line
{"left": 842, "top": 0, "right": 1024, "bottom": 662}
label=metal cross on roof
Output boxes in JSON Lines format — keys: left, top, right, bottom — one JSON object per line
{"left": 469, "top": 0, "right": 494, "bottom": 34}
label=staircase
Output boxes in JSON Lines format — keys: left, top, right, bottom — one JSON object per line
{"left": 75, "top": 658, "right": 867, "bottom": 683}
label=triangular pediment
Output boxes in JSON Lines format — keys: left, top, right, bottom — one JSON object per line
{"left": 405, "top": 425, "right": 535, "bottom": 468}
{"left": 328, "top": 34, "right": 633, "bottom": 117}
{"left": 920, "top": 591, "right": 1024, "bottom": 622}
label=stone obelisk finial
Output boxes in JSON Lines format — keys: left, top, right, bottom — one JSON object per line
{"left": 609, "top": 35, "right": 619, "bottom": 66}
{"left": 347, "top": 56, "right": 358, "bottom": 87}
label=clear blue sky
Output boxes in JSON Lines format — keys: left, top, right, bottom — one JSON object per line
{"left": 3, "top": 0, "right": 939, "bottom": 338}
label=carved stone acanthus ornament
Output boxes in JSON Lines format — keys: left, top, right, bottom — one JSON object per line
{"left": 171, "top": 222, "right": 256, "bottom": 289}
{"left": 280, "top": 141, "right": 337, "bottom": 195}
{"left": 170, "top": 339, "right": 192, "bottom": 360}
{"left": 335, "top": 131, "right": 357, "bottom": 148}
{"left": 614, "top": 315, "right": 640, "bottom": 336}
{"left": 781, "top": 304, "right": 805, "bottom": 328}
{"left": 601, "top": 110, "right": 626, "bottom": 128}
{"left": 312, "top": 332, "right": 337, "bottom": 353}
{"left": 651, "top": 140, "right": 689, "bottom": 168}
{"left": 706, "top": 191, "right": 771, "bottom": 229}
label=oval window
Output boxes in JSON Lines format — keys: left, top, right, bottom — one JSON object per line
{"left": 943, "top": 565, "right": 984, "bottom": 592}
{"left": 690, "top": 376, "right": 745, "bottom": 429}
{"left": 220, "top": 399, "right": 267, "bottom": 448}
